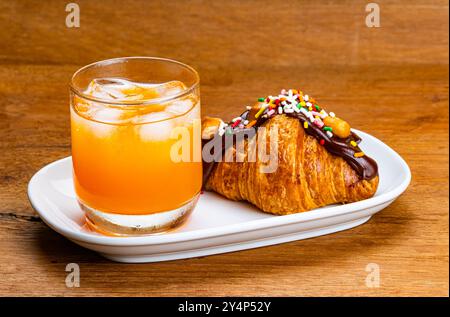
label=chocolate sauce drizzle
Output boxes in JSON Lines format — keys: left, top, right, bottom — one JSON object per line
{"left": 202, "top": 108, "right": 378, "bottom": 186}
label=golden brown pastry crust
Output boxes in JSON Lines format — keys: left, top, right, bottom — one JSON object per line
{"left": 205, "top": 115, "right": 379, "bottom": 215}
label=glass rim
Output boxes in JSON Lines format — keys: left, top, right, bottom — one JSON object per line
{"left": 69, "top": 56, "right": 200, "bottom": 106}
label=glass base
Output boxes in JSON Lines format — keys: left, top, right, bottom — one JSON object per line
{"left": 80, "top": 194, "right": 199, "bottom": 236}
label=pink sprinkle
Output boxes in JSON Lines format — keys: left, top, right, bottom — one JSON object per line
{"left": 311, "top": 111, "right": 321, "bottom": 117}
{"left": 314, "top": 119, "right": 324, "bottom": 128}
{"left": 267, "top": 109, "right": 276, "bottom": 116}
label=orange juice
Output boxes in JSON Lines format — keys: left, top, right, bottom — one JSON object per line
{"left": 71, "top": 79, "right": 202, "bottom": 216}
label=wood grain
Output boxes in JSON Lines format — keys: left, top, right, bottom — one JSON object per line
{"left": 0, "top": 0, "right": 448, "bottom": 296}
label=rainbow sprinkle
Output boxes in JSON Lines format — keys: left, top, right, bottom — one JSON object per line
{"left": 223, "top": 89, "right": 359, "bottom": 154}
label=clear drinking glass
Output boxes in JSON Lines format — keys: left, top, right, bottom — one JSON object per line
{"left": 70, "top": 57, "right": 202, "bottom": 236}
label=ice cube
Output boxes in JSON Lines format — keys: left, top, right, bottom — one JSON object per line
{"left": 87, "top": 120, "right": 118, "bottom": 138}
{"left": 164, "top": 95, "right": 200, "bottom": 123}
{"left": 79, "top": 78, "right": 191, "bottom": 140}
{"left": 85, "top": 78, "right": 133, "bottom": 100}
{"left": 185, "top": 100, "right": 201, "bottom": 121}
{"left": 91, "top": 107, "right": 124, "bottom": 123}
{"left": 86, "top": 108, "right": 123, "bottom": 137}
{"left": 126, "top": 80, "right": 186, "bottom": 101}
{"left": 164, "top": 98, "right": 194, "bottom": 116}
{"left": 135, "top": 111, "right": 174, "bottom": 141}
{"left": 150, "top": 80, "right": 187, "bottom": 98}
{"left": 71, "top": 107, "right": 117, "bottom": 138}
{"left": 84, "top": 78, "right": 187, "bottom": 102}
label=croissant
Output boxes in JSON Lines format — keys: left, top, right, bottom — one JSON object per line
{"left": 201, "top": 90, "right": 379, "bottom": 215}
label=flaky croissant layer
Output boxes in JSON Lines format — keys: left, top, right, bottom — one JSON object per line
{"left": 205, "top": 115, "right": 379, "bottom": 215}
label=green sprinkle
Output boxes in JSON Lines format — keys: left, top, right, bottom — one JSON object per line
{"left": 296, "top": 103, "right": 301, "bottom": 108}
{"left": 324, "top": 126, "right": 333, "bottom": 132}
{"left": 258, "top": 98, "right": 265, "bottom": 102}
{"left": 315, "top": 105, "right": 320, "bottom": 111}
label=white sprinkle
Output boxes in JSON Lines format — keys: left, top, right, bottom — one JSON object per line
{"left": 306, "top": 102, "right": 312, "bottom": 107}
{"left": 284, "top": 108, "right": 294, "bottom": 113}
{"left": 219, "top": 121, "right": 228, "bottom": 131}
{"left": 243, "top": 120, "right": 249, "bottom": 125}
{"left": 293, "top": 106, "right": 301, "bottom": 113}
{"left": 246, "top": 106, "right": 252, "bottom": 110}
{"left": 278, "top": 106, "right": 283, "bottom": 114}
{"left": 326, "top": 131, "right": 333, "bottom": 138}
{"left": 329, "top": 112, "right": 336, "bottom": 118}
{"left": 304, "top": 95, "right": 309, "bottom": 101}
{"left": 217, "top": 122, "right": 227, "bottom": 136}
{"left": 299, "top": 107, "right": 308, "bottom": 115}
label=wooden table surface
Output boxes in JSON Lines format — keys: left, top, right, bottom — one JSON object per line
{"left": 0, "top": 0, "right": 448, "bottom": 297}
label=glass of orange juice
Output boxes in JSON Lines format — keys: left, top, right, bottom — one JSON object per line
{"left": 70, "top": 57, "right": 202, "bottom": 236}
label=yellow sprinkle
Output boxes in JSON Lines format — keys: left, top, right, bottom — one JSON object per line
{"left": 350, "top": 141, "right": 358, "bottom": 147}
{"left": 308, "top": 107, "right": 313, "bottom": 111}
{"left": 254, "top": 106, "right": 266, "bottom": 118}
{"left": 304, "top": 122, "right": 309, "bottom": 129}
{"left": 354, "top": 152, "right": 365, "bottom": 158}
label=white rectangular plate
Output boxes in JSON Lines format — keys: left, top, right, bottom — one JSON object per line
{"left": 28, "top": 130, "right": 410, "bottom": 263}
